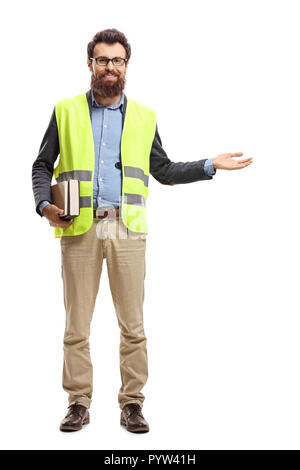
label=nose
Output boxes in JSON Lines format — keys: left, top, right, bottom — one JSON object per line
{"left": 106, "top": 61, "right": 114, "bottom": 71}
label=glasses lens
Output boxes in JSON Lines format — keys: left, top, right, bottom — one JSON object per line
{"left": 113, "top": 58, "right": 125, "bottom": 66}
{"left": 96, "top": 58, "right": 108, "bottom": 66}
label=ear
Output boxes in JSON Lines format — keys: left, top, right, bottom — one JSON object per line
{"left": 87, "top": 59, "right": 93, "bottom": 73}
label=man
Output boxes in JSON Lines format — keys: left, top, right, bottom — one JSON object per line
{"left": 32, "top": 28, "right": 253, "bottom": 433}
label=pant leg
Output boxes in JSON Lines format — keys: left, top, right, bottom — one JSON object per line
{"left": 103, "top": 217, "right": 148, "bottom": 410}
{"left": 60, "top": 220, "right": 103, "bottom": 409}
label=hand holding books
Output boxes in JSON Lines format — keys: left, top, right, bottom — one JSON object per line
{"left": 51, "top": 180, "right": 80, "bottom": 221}
{"left": 45, "top": 179, "right": 80, "bottom": 228}
{"left": 43, "top": 204, "right": 74, "bottom": 228}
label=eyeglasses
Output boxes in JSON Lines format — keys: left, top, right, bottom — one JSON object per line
{"left": 89, "top": 56, "right": 128, "bottom": 67}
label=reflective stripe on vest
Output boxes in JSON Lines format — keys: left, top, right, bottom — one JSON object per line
{"left": 57, "top": 170, "right": 92, "bottom": 182}
{"left": 53, "top": 93, "right": 156, "bottom": 238}
{"left": 124, "top": 166, "right": 149, "bottom": 187}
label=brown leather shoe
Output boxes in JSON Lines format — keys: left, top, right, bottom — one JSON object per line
{"left": 120, "top": 403, "right": 149, "bottom": 433}
{"left": 59, "top": 403, "right": 90, "bottom": 432}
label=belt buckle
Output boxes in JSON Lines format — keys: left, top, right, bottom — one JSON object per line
{"left": 95, "top": 206, "right": 118, "bottom": 220}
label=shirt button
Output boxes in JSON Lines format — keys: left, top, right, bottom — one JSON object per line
{"left": 98, "top": 196, "right": 102, "bottom": 200}
{"left": 99, "top": 178, "right": 102, "bottom": 181}
{"left": 104, "top": 124, "right": 107, "bottom": 128}
{"left": 102, "top": 142, "right": 106, "bottom": 146}
{"left": 101, "top": 160, "right": 104, "bottom": 164}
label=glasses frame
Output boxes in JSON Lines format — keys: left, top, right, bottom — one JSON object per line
{"left": 89, "top": 56, "right": 129, "bottom": 67}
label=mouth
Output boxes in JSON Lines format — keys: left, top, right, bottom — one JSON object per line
{"left": 104, "top": 74, "right": 117, "bottom": 79}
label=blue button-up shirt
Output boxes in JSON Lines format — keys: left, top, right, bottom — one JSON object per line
{"left": 39, "top": 92, "right": 215, "bottom": 215}
{"left": 91, "top": 88, "right": 124, "bottom": 209}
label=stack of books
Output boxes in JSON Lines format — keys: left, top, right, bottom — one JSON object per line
{"left": 51, "top": 179, "right": 80, "bottom": 221}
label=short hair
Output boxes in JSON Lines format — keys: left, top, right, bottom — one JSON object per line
{"left": 87, "top": 28, "right": 131, "bottom": 62}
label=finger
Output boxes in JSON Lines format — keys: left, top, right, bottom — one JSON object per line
{"left": 235, "top": 158, "right": 253, "bottom": 164}
{"left": 230, "top": 152, "right": 243, "bottom": 157}
{"left": 234, "top": 161, "right": 252, "bottom": 169}
{"left": 62, "top": 219, "right": 74, "bottom": 226}
{"left": 51, "top": 219, "right": 73, "bottom": 227}
{"left": 58, "top": 222, "right": 73, "bottom": 227}
{"left": 57, "top": 217, "right": 71, "bottom": 223}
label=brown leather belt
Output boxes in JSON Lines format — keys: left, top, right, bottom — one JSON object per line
{"left": 93, "top": 206, "right": 120, "bottom": 219}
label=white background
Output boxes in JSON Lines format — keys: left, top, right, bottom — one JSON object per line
{"left": 1, "top": 0, "right": 299, "bottom": 450}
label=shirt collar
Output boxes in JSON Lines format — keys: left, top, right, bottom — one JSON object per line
{"left": 91, "top": 88, "right": 124, "bottom": 113}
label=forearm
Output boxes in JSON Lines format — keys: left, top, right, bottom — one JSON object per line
{"left": 32, "top": 108, "right": 59, "bottom": 216}
{"left": 149, "top": 125, "right": 216, "bottom": 185}
{"left": 32, "top": 160, "right": 54, "bottom": 215}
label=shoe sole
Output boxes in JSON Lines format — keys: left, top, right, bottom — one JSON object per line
{"left": 60, "top": 417, "right": 90, "bottom": 432}
{"left": 120, "top": 417, "right": 149, "bottom": 433}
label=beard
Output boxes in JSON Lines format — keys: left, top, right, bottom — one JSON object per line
{"left": 90, "top": 71, "right": 126, "bottom": 98}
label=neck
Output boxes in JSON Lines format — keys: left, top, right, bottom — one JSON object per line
{"left": 93, "top": 91, "right": 122, "bottom": 107}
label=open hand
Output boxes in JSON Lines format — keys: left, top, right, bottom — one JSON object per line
{"left": 213, "top": 153, "right": 253, "bottom": 170}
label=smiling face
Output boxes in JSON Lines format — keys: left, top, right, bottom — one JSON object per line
{"left": 87, "top": 42, "right": 129, "bottom": 99}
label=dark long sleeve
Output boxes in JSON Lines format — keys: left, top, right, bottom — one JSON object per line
{"left": 149, "top": 124, "right": 214, "bottom": 185}
{"left": 32, "top": 104, "right": 215, "bottom": 218}
{"left": 32, "top": 108, "right": 59, "bottom": 216}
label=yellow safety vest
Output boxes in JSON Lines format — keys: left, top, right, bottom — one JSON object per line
{"left": 53, "top": 93, "right": 156, "bottom": 238}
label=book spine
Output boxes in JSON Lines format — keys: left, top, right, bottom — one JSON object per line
{"left": 67, "top": 180, "right": 70, "bottom": 216}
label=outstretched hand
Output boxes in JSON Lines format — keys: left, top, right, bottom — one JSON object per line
{"left": 212, "top": 153, "right": 253, "bottom": 170}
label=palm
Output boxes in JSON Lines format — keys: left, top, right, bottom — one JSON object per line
{"left": 213, "top": 152, "right": 253, "bottom": 170}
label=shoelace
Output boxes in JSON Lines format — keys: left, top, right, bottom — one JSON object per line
{"left": 68, "top": 403, "right": 85, "bottom": 417}
{"left": 126, "top": 403, "right": 143, "bottom": 417}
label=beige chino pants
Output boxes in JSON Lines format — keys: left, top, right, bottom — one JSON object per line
{"left": 60, "top": 215, "right": 147, "bottom": 410}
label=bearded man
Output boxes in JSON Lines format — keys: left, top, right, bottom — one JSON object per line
{"left": 32, "top": 28, "right": 253, "bottom": 433}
